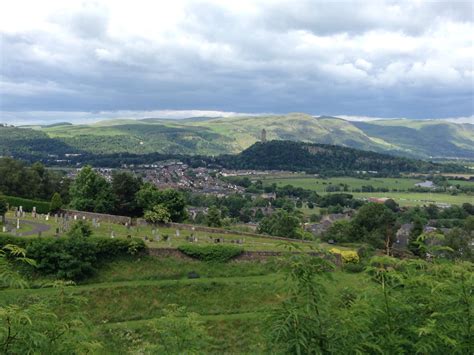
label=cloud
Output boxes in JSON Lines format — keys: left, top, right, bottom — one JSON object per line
{"left": 0, "top": 0, "right": 473, "bottom": 123}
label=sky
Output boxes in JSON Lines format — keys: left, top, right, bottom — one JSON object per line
{"left": 0, "top": 0, "right": 473, "bottom": 124}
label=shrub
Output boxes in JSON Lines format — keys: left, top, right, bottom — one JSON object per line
{"left": 343, "top": 263, "right": 364, "bottom": 273}
{"left": 329, "top": 248, "right": 359, "bottom": 264}
{"left": 178, "top": 245, "right": 243, "bottom": 263}
{"left": 0, "top": 235, "right": 146, "bottom": 280}
{"left": 67, "top": 220, "right": 93, "bottom": 238}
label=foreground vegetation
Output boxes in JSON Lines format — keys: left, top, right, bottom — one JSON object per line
{"left": 0, "top": 242, "right": 472, "bottom": 353}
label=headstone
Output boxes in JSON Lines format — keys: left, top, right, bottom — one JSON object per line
{"left": 55, "top": 214, "right": 58, "bottom": 222}
{"left": 16, "top": 219, "right": 20, "bottom": 229}
{"left": 2, "top": 226, "right": 6, "bottom": 233}
{"left": 110, "top": 231, "right": 115, "bottom": 239}
{"left": 46, "top": 214, "right": 49, "bottom": 221}
{"left": 74, "top": 215, "right": 77, "bottom": 220}
{"left": 82, "top": 216, "right": 86, "bottom": 220}
{"left": 175, "top": 229, "right": 180, "bottom": 237}
{"left": 32, "top": 206, "right": 37, "bottom": 218}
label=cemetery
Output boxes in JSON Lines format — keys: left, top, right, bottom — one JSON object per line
{"left": 0, "top": 206, "right": 323, "bottom": 253}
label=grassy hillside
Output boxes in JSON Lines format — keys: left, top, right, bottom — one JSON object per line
{"left": 353, "top": 120, "right": 474, "bottom": 159}
{"left": 3, "top": 114, "right": 473, "bottom": 159}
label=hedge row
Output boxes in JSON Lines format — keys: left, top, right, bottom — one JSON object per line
{"left": 0, "top": 235, "right": 146, "bottom": 280}
{"left": 4, "top": 196, "right": 50, "bottom": 214}
{"left": 178, "top": 244, "right": 243, "bottom": 263}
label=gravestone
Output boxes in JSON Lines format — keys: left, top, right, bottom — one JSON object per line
{"left": 16, "top": 219, "right": 20, "bottom": 229}
{"left": 110, "top": 231, "right": 115, "bottom": 239}
{"left": 32, "top": 206, "right": 37, "bottom": 218}
{"left": 74, "top": 215, "right": 77, "bottom": 220}
{"left": 175, "top": 229, "right": 180, "bottom": 237}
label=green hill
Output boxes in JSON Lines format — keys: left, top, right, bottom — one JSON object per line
{"left": 217, "top": 140, "right": 445, "bottom": 174}
{"left": 1, "top": 114, "right": 473, "bottom": 159}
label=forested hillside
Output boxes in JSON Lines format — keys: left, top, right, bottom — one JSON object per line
{"left": 217, "top": 141, "right": 456, "bottom": 174}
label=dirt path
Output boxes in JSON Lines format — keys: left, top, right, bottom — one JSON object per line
{"left": 6, "top": 219, "right": 51, "bottom": 236}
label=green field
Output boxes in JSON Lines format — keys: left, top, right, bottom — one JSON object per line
{"left": 262, "top": 175, "right": 473, "bottom": 206}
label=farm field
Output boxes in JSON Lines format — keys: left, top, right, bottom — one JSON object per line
{"left": 262, "top": 175, "right": 473, "bottom": 206}
{"left": 0, "top": 255, "right": 369, "bottom": 353}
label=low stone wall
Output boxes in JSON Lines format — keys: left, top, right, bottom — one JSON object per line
{"left": 61, "top": 209, "right": 132, "bottom": 225}
{"left": 146, "top": 247, "right": 342, "bottom": 266}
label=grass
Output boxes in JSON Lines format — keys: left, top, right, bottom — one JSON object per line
{"left": 0, "top": 254, "right": 371, "bottom": 353}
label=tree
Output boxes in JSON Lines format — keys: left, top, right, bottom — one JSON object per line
{"left": 136, "top": 184, "right": 187, "bottom": 222}
{"left": 144, "top": 204, "right": 171, "bottom": 224}
{"left": 206, "top": 206, "right": 222, "bottom": 227}
{"left": 258, "top": 210, "right": 303, "bottom": 239}
{"left": 111, "top": 171, "right": 142, "bottom": 216}
{"left": 352, "top": 203, "right": 396, "bottom": 250}
{"left": 69, "top": 166, "right": 113, "bottom": 213}
{"left": 0, "top": 197, "right": 7, "bottom": 225}
{"left": 267, "top": 249, "right": 334, "bottom": 353}
{"left": 138, "top": 305, "right": 211, "bottom": 353}
{"left": 384, "top": 198, "right": 399, "bottom": 212}
{"left": 49, "top": 192, "right": 63, "bottom": 213}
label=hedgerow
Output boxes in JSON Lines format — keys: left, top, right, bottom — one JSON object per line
{"left": 4, "top": 196, "right": 50, "bottom": 214}
{"left": 178, "top": 245, "right": 243, "bottom": 263}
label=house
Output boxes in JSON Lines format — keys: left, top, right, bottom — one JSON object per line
{"left": 415, "top": 180, "right": 435, "bottom": 188}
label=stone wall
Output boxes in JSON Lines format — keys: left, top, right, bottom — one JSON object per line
{"left": 137, "top": 219, "right": 313, "bottom": 243}
{"left": 61, "top": 209, "right": 132, "bottom": 225}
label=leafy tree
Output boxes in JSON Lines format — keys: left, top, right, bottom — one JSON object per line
{"left": 384, "top": 198, "right": 399, "bottom": 212}
{"left": 136, "top": 184, "right": 187, "bottom": 222}
{"left": 144, "top": 204, "right": 171, "bottom": 224}
{"left": 111, "top": 171, "right": 142, "bottom": 216}
{"left": 49, "top": 192, "right": 63, "bottom": 213}
{"left": 138, "top": 305, "right": 212, "bottom": 353}
{"left": 206, "top": 206, "right": 222, "bottom": 227}
{"left": 444, "top": 228, "right": 473, "bottom": 261}
{"left": 464, "top": 215, "right": 474, "bottom": 234}
{"left": 267, "top": 248, "right": 334, "bottom": 353}
{"left": 352, "top": 203, "right": 396, "bottom": 250}
{"left": 323, "top": 220, "right": 354, "bottom": 243}
{"left": 259, "top": 210, "right": 303, "bottom": 239}
{"left": 69, "top": 166, "right": 113, "bottom": 213}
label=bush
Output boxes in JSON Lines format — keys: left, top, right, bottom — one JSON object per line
{"left": 0, "top": 234, "right": 146, "bottom": 280}
{"left": 329, "top": 248, "right": 359, "bottom": 264}
{"left": 343, "top": 263, "right": 364, "bottom": 273}
{"left": 178, "top": 245, "right": 243, "bottom": 263}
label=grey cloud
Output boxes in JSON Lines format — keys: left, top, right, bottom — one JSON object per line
{"left": 0, "top": 0, "right": 473, "bottom": 122}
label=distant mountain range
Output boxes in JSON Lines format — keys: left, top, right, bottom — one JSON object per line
{"left": 1, "top": 113, "right": 473, "bottom": 160}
